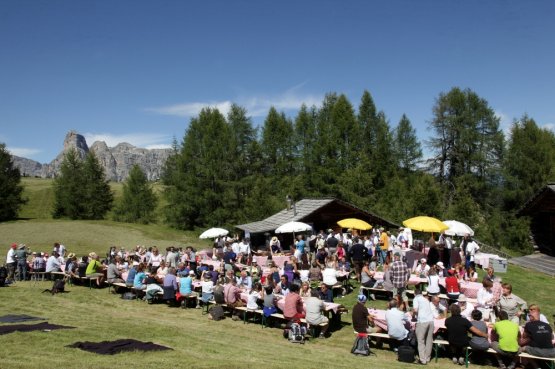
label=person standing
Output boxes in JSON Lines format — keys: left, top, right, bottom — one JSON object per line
{"left": 389, "top": 252, "right": 410, "bottom": 302}
{"left": 14, "top": 244, "right": 29, "bottom": 281}
{"left": 412, "top": 288, "right": 435, "bottom": 365}
{"left": 5, "top": 243, "right": 17, "bottom": 283}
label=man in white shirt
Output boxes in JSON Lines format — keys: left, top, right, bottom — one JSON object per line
{"left": 458, "top": 294, "right": 475, "bottom": 320}
{"left": 465, "top": 239, "right": 480, "bottom": 269}
{"left": 6, "top": 243, "right": 17, "bottom": 282}
{"left": 385, "top": 299, "right": 409, "bottom": 345}
{"left": 45, "top": 252, "right": 62, "bottom": 273}
{"left": 413, "top": 288, "right": 435, "bottom": 365}
{"left": 414, "top": 258, "right": 431, "bottom": 277}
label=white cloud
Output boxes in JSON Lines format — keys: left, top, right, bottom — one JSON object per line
{"left": 145, "top": 84, "right": 323, "bottom": 118}
{"left": 83, "top": 132, "right": 171, "bottom": 148}
{"left": 7, "top": 147, "right": 42, "bottom": 158}
{"left": 542, "top": 123, "right": 555, "bottom": 132}
{"left": 145, "top": 144, "right": 172, "bottom": 150}
{"left": 495, "top": 109, "right": 513, "bottom": 137}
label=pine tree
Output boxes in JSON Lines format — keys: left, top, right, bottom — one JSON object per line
{"left": 394, "top": 114, "right": 422, "bottom": 170}
{"left": 114, "top": 164, "right": 157, "bottom": 223}
{"left": 53, "top": 149, "right": 113, "bottom": 219}
{"left": 503, "top": 115, "right": 555, "bottom": 210}
{"left": 0, "top": 143, "right": 27, "bottom": 221}
{"left": 53, "top": 149, "right": 86, "bottom": 219}
{"left": 82, "top": 152, "right": 114, "bottom": 219}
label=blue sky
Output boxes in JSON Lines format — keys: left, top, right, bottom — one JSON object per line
{"left": 1, "top": 1, "right": 554, "bottom": 163}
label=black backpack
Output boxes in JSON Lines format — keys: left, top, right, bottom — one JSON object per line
{"left": 43, "top": 279, "right": 65, "bottom": 295}
{"left": 209, "top": 305, "right": 225, "bottom": 321}
{"left": 351, "top": 334, "right": 372, "bottom": 356}
{"left": 398, "top": 345, "right": 416, "bottom": 363}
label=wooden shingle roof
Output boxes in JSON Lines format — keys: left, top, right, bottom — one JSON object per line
{"left": 236, "top": 198, "right": 399, "bottom": 234}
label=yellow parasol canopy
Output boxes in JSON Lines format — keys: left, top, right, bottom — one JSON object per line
{"left": 402, "top": 216, "right": 448, "bottom": 233}
{"left": 337, "top": 218, "right": 372, "bottom": 231}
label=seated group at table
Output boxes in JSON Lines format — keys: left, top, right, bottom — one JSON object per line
{"left": 354, "top": 275, "right": 555, "bottom": 368}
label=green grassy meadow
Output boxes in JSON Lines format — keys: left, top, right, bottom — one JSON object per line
{"left": 0, "top": 178, "right": 554, "bottom": 369}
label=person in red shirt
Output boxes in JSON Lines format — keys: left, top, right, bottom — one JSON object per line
{"left": 283, "top": 283, "right": 305, "bottom": 321}
{"left": 445, "top": 269, "right": 460, "bottom": 301}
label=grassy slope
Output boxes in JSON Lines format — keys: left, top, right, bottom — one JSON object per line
{"left": 1, "top": 180, "right": 553, "bottom": 369}
{"left": 0, "top": 265, "right": 553, "bottom": 369}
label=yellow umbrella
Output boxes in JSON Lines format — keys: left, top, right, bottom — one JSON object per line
{"left": 337, "top": 218, "right": 372, "bottom": 231}
{"left": 402, "top": 216, "right": 448, "bottom": 233}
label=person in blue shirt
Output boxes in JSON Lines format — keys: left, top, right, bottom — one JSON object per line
{"left": 133, "top": 263, "right": 147, "bottom": 290}
{"left": 176, "top": 262, "right": 190, "bottom": 277}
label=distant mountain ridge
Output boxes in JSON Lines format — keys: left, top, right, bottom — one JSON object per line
{"left": 12, "top": 131, "right": 172, "bottom": 181}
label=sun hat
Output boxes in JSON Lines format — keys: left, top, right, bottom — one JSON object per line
{"left": 420, "top": 258, "right": 427, "bottom": 263}
{"left": 458, "top": 294, "right": 467, "bottom": 302}
{"left": 89, "top": 252, "right": 97, "bottom": 259}
{"left": 67, "top": 252, "right": 76, "bottom": 258}
{"left": 271, "top": 236, "right": 278, "bottom": 242}
{"left": 436, "top": 261, "right": 445, "bottom": 269}
{"left": 18, "top": 244, "right": 26, "bottom": 249}
{"left": 357, "top": 294, "right": 367, "bottom": 303}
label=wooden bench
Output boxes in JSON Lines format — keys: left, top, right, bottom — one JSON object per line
{"left": 30, "top": 271, "right": 47, "bottom": 284}
{"left": 518, "top": 352, "right": 555, "bottom": 369}
{"left": 105, "top": 281, "right": 128, "bottom": 294}
{"left": 359, "top": 286, "right": 392, "bottom": 300}
{"left": 433, "top": 339, "right": 497, "bottom": 368}
{"left": 235, "top": 306, "right": 263, "bottom": 324}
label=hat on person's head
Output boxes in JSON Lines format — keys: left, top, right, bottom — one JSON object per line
{"left": 448, "top": 269, "right": 455, "bottom": 275}
{"left": 11, "top": 243, "right": 17, "bottom": 249}
{"left": 271, "top": 236, "right": 278, "bottom": 242}
{"left": 458, "top": 294, "right": 467, "bottom": 303}
{"left": 357, "top": 294, "right": 367, "bottom": 303}
{"left": 394, "top": 252, "right": 401, "bottom": 257}
{"left": 310, "top": 235, "right": 316, "bottom": 241}
{"left": 32, "top": 252, "right": 37, "bottom": 255}
{"left": 188, "top": 270, "right": 195, "bottom": 275}
{"left": 89, "top": 252, "right": 97, "bottom": 259}
{"left": 436, "top": 261, "right": 445, "bottom": 269}
{"left": 420, "top": 258, "right": 427, "bottom": 263}
{"left": 67, "top": 252, "right": 76, "bottom": 259}
{"left": 18, "top": 244, "right": 26, "bottom": 249}
{"left": 327, "top": 228, "right": 333, "bottom": 233}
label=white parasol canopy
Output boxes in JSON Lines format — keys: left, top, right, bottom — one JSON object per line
{"left": 442, "top": 220, "right": 474, "bottom": 237}
{"left": 275, "top": 221, "right": 313, "bottom": 234}
{"left": 199, "top": 227, "right": 229, "bottom": 239}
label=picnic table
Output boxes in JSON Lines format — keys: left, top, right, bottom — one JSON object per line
{"left": 368, "top": 308, "right": 446, "bottom": 334}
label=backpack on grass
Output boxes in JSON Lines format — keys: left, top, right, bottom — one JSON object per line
{"left": 351, "top": 334, "right": 372, "bottom": 356}
{"left": 287, "top": 322, "right": 307, "bottom": 344}
{"left": 42, "top": 279, "right": 65, "bottom": 295}
{"left": 208, "top": 305, "right": 225, "bottom": 321}
{"left": 397, "top": 345, "right": 416, "bottom": 363}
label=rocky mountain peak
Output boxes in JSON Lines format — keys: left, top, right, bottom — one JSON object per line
{"left": 12, "top": 131, "right": 171, "bottom": 181}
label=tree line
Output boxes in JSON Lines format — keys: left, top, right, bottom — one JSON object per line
{"left": 1, "top": 87, "right": 554, "bottom": 253}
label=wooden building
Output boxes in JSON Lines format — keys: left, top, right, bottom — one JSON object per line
{"left": 236, "top": 198, "right": 399, "bottom": 250}
{"left": 518, "top": 183, "right": 555, "bottom": 255}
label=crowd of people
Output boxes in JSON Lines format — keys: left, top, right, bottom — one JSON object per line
{"left": 3, "top": 227, "right": 554, "bottom": 368}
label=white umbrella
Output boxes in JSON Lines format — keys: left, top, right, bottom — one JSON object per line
{"left": 199, "top": 227, "right": 229, "bottom": 239}
{"left": 275, "top": 221, "right": 313, "bottom": 234}
{"left": 442, "top": 220, "right": 474, "bottom": 237}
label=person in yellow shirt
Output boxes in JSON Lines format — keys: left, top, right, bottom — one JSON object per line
{"left": 379, "top": 228, "right": 390, "bottom": 261}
